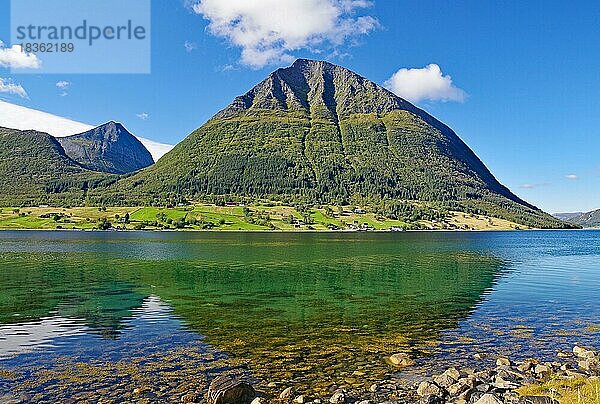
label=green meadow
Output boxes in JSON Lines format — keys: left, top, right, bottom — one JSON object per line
{"left": 0, "top": 203, "right": 523, "bottom": 231}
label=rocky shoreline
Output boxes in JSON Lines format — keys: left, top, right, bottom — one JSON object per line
{"left": 204, "top": 345, "right": 600, "bottom": 404}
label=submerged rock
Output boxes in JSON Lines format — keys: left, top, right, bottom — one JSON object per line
{"left": 388, "top": 353, "right": 416, "bottom": 368}
{"left": 206, "top": 376, "right": 256, "bottom": 404}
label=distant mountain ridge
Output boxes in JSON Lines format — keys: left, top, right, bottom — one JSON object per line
{"left": 553, "top": 212, "right": 584, "bottom": 221}
{"left": 0, "top": 100, "right": 174, "bottom": 161}
{"left": 0, "top": 122, "right": 154, "bottom": 205}
{"left": 555, "top": 210, "right": 600, "bottom": 227}
{"left": 57, "top": 122, "right": 154, "bottom": 174}
{"left": 105, "top": 59, "right": 569, "bottom": 228}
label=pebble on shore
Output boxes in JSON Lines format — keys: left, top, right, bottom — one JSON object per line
{"left": 205, "top": 344, "right": 598, "bottom": 404}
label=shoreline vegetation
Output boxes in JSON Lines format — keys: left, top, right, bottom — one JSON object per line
{"left": 206, "top": 345, "right": 600, "bottom": 404}
{"left": 0, "top": 203, "right": 540, "bottom": 232}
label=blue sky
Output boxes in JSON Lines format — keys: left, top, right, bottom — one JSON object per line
{"left": 0, "top": 0, "right": 599, "bottom": 213}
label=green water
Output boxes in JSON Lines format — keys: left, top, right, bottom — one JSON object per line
{"left": 1, "top": 231, "right": 598, "bottom": 400}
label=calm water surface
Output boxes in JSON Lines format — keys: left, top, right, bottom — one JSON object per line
{"left": 0, "top": 231, "right": 598, "bottom": 400}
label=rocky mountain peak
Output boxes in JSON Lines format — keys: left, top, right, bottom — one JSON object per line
{"left": 57, "top": 122, "right": 154, "bottom": 174}
{"left": 215, "top": 59, "right": 413, "bottom": 120}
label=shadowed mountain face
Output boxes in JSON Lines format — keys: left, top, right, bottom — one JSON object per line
{"left": 58, "top": 122, "right": 154, "bottom": 174}
{"left": 117, "top": 59, "right": 566, "bottom": 228}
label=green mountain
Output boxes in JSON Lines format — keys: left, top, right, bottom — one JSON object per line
{"left": 57, "top": 121, "right": 154, "bottom": 174}
{"left": 107, "top": 59, "right": 568, "bottom": 228}
{"left": 0, "top": 127, "right": 116, "bottom": 206}
{"left": 556, "top": 209, "right": 600, "bottom": 227}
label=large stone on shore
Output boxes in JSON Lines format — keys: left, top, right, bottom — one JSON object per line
{"left": 474, "top": 394, "right": 503, "bottom": 404}
{"left": 578, "top": 358, "right": 599, "bottom": 371}
{"left": 417, "top": 381, "right": 443, "bottom": 397}
{"left": 492, "top": 376, "right": 519, "bottom": 390}
{"left": 497, "top": 368, "right": 525, "bottom": 382}
{"left": 420, "top": 395, "right": 443, "bottom": 404}
{"left": 444, "top": 367, "right": 461, "bottom": 380}
{"left": 432, "top": 367, "right": 461, "bottom": 388}
{"left": 518, "top": 359, "right": 538, "bottom": 373}
{"left": 432, "top": 373, "right": 455, "bottom": 388}
{"left": 518, "top": 396, "right": 559, "bottom": 404}
{"left": 329, "top": 390, "right": 346, "bottom": 404}
{"left": 573, "top": 345, "right": 597, "bottom": 359}
{"left": 518, "top": 363, "right": 532, "bottom": 373}
{"left": 565, "top": 369, "right": 588, "bottom": 378}
{"left": 447, "top": 378, "right": 472, "bottom": 396}
{"left": 206, "top": 376, "right": 256, "bottom": 404}
{"left": 534, "top": 364, "right": 551, "bottom": 377}
{"left": 279, "top": 387, "right": 295, "bottom": 399}
{"left": 496, "top": 357, "right": 511, "bottom": 367}
{"left": 388, "top": 353, "right": 416, "bottom": 368}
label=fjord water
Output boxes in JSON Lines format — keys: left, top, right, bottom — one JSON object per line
{"left": 0, "top": 231, "right": 598, "bottom": 400}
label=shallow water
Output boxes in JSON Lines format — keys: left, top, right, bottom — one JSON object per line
{"left": 0, "top": 231, "right": 598, "bottom": 400}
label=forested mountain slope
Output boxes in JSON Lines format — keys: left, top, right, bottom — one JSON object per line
{"left": 0, "top": 127, "right": 116, "bottom": 206}
{"left": 107, "top": 59, "right": 567, "bottom": 228}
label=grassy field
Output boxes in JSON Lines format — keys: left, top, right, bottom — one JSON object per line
{"left": 0, "top": 204, "right": 524, "bottom": 231}
{"left": 518, "top": 377, "right": 600, "bottom": 404}
{"left": 447, "top": 212, "right": 525, "bottom": 231}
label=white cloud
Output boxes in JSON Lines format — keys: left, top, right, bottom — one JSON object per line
{"left": 565, "top": 174, "right": 579, "bottom": 180}
{"left": 384, "top": 64, "right": 466, "bottom": 104}
{"left": 136, "top": 112, "right": 149, "bottom": 120}
{"left": 191, "top": 0, "right": 378, "bottom": 68}
{"left": 184, "top": 41, "right": 198, "bottom": 52}
{"left": 0, "top": 78, "right": 28, "bottom": 98}
{"left": 0, "top": 100, "right": 174, "bottom": 161}
{"left": 0, "top": 43, "right": 41, "bottom": 69}
{"left": 520, "top": 182, "right": 550, "bottom": 189}
{"left": 56, "top": 80, "right": 71, "bottom": 97}
{"left": 56, "top": 81, "right": 70, "bottom": 90}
